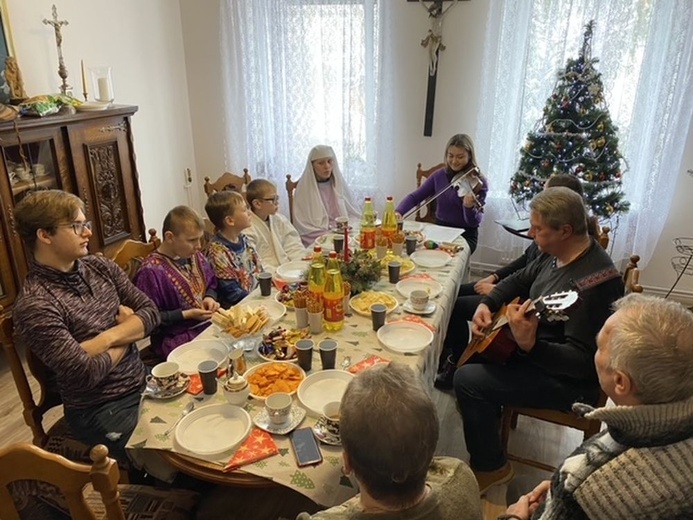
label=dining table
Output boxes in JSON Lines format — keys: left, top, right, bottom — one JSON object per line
{"left": 126, "top": 222, "right": 471, "bottom": 509}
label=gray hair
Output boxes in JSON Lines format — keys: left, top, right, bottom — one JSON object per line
{"left": 340, "top": 362, "right": 439, "bottom": 507}
{"left": 529, "top": 186, "right": 588, "bottom": 235}
{"left": 610, "top": 294, "right": 693, "bottom": 404}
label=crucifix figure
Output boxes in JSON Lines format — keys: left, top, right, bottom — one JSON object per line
{"left": 418, "top": 0, "right": 458, "bottom": 136}
{"left": 43, "top": 4, "right": 70, "bottom": 96}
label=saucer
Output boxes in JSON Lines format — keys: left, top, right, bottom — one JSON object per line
{"left": 145, "top": 374, "right": 191, "bottom": 399}
{"left": 252, "top": 406, "right": 306, "bottom": 435}
{"left": 313, "top": 416, "right": 341, "bottom": 446}
{"left": 402, "top": 300, "right": 436, "bottom": 316}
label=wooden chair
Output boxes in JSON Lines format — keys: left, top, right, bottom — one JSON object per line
{"left": 414, "top": 162, "right": 444, "bottom": 223}
{"left": 286, "top": 174, "right": 299, "bottom": 224}
{"left": 0, "top": 443, "right": 198, "bottom": 520}
{"left": 204, "top": 169, "right": 251, "bottom": 196}
{"left": 109, "top": 229, "right": 160, "bottom": 280}
{"left": 598, "top": 225, "right": 611, "bottom": 249}
{"left": 500, "top": 254, "right": 643, "bottom": 471}
{"left": 0, "top": 306, "right": 90, "bottom": 462}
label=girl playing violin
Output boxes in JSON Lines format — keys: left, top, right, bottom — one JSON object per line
{"left": 396, "top": 133, "right": 488, "bottom": 254}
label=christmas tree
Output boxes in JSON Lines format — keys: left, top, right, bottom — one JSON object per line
{"left": 510, "top": 21, "right": 629, "bottom": 219}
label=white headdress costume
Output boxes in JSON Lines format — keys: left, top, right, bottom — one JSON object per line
{"left": 292, "top": 145, "right": 360, "bottom": 241}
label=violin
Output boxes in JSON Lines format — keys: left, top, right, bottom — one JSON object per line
{"left": 451, "top": 165, "right": 485, "bottom": 212}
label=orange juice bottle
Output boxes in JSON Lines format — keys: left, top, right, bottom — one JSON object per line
{"left": 323, "top": 252, "right": 344, "bottom": 331}
{"left": 360, "top": 197, "right": 377, "bottom": 250}
{"left": 381, "top": 196, "right": 398, "bottom": 247}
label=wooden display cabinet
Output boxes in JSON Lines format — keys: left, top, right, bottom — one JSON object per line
{"left": 0, "top": 105, "right": 146, "bottom": 310}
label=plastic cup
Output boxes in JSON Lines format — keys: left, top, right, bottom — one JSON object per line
{"left": 295, "top": 339, "right": 314, "bottom": 371}
{"left": 318, "top": 340, "right": 337, "bottom": 370}
{"left": 308, "top": 311, "right": 323, "bottom": 334}
{"left": 198, "top": 360, "right": 219, "bottom": 395}
{"left": 295, "top": 307, "right": 309, "bottom": 329}
{"left": 258, "top": 272, "right": 272, "bottom": 296}
{"left": 370, "top": 303, "right": 387, "bottom": 332}
{"left": 406, "top": 236, "right": 417, "bottom": 256}
{"left": 333, "top": 236, "right": 344, "bottom": 254}
{"left": 388, "top": 261, "right": 401, "bottom": 284}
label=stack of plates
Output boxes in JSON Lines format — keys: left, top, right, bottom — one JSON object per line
{"left": 167, "top": 339, "right": 228, "bottom": 375}
{"left": 75, "top": 101, "right": 110, "bottom": 112}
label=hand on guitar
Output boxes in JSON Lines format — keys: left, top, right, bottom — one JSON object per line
{"left": 506, "top": 299, "right": 539, "bottom": 352}
{"left": 471, "top": 304, "right": 493, "bottom": 336}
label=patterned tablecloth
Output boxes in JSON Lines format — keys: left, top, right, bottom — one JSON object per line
{"left": 127, "top": 224, "right": 470, "bottom": 507}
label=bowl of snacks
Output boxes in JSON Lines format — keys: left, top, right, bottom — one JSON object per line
{"left": 257, "top": 326, "right": 311, "bottom": 362}
{"left": 245, "top": 362, "right": 306, "bottom": 400}
{"left": 211, "top": 304, "right": 271, "bottom": 339}
{"left": 275, "top": 283, "right": 299, "bottom": 310}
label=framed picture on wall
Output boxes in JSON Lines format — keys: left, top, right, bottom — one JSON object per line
{"left": 0, "top": 0, "right": 15, "bottom": 104}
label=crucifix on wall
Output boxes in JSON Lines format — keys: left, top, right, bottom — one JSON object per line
{"left": 43, "top": 4, "right": 70, "bottom": 96}
{"left": 414, "top": 0, "right": 459, "bottom": 136}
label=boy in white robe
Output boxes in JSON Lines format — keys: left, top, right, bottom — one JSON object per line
{"left": 292, "top": 145, "right": 360, "bottom": 246}
{"left": 244, "top": 179, "right": 306, "bottom": 272}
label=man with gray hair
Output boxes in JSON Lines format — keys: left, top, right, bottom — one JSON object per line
{"left": 454, "top": 187, "right": 624, "bottom": 494}
{"left": 504, "top": 294, "right": 693, "bottom": 519}
{"left": 298, "top": 362, "right": 482, "bottom": 519}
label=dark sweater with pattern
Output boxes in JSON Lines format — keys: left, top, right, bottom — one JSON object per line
{"left": 13, "top": 255, "right": 160, "bottom": 411}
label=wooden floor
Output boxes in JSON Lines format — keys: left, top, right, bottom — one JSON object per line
{"left": 0, "top": 348, "right": 585, "bottom": 520}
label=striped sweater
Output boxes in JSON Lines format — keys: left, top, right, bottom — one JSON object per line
{"left": 13, "top": 255, "right": 160, "bottom": 411}
{"left": 535, "top": 397, "right": 693, "bottom": 519}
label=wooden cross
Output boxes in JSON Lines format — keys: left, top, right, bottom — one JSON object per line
{"left": 43, "top": 4, "right": 70, "bottom": 95}
{"left": 415, "top": 0, "right": 458, "bottom": 136}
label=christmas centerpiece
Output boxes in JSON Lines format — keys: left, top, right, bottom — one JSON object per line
{"left": 339, "top": 248, "right": 383, "bottom": 295}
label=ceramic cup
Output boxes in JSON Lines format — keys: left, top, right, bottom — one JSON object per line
{"left": 265, "top": 392, "right": 293, "bottom": 425}
{"left": 258, "top": 272, "right": 273, "bottom": 297}
{"left": 322, "top": 401, "right": 341, "bottom": 437}
{"left": 198, "top": 360, "right": 219, "bottom": 395}
{"left": 335, "top": 216, "right": 349, "bottom": 233}
{"left": 150, "top": 361, "right": 180, "bottom": 391}
{"left": 223, "top": 374, "right": 250, "bottom": 406}
{"left": 409, "top": 289, "right": 430, "bottom": 312}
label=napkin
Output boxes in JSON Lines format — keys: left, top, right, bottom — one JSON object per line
{"left": 392, "top": 315, "right": 437, "bottom": 333}
{"left": 224, "top": 428, "right": 279, "bottom": 471}
{"left": 348, "top": 354, "right": 391, "bottom": 374}
{"left": 186, "top": 368, "right": 228, "bottom": 395}
{"left": 400, "top": 273, "right": 435, "bottom": 281}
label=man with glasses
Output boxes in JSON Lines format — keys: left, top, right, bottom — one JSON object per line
{"left": 12, "top": 190, "right": 160, "bottom": 463}
{"left": 244, "top": 178, "right": 306, "bottom": 272}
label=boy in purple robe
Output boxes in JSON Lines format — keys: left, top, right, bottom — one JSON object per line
{"left": 134, "top": 206, "right": 220, "bottom": 358}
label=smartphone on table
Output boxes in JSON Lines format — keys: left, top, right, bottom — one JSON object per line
{"left": 290, "top": 427, "right": 323, "bottom": 467}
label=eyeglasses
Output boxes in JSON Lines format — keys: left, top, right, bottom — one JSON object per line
{"left": 262, "top": 197, "right": 280, "bottom": 204}
{"left": 57, "top": 220, "right": 93, "bottom": 235}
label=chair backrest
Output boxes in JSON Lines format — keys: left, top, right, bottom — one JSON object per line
{"left": 623, "top": 254, "right": 643, "bottom": 294}
{"left": 286, "top": 174, "right": 299, "bottom": 224}
{"left": 599, "top": 225, "right": 611, "bottom": 249}
{"left": 1, "top": 306, "right": 61, "bottom": 447}
{"left": 415, "top": 163, "right": 444, "bottom": 223}
{"left": 203, "top": 170, "right": 251, "bottom": 197}
{"left": 109, "top": 229, "right": 160, "bottom": 280}
{"left": 0, "top": 443, "right": 125, "bottom": 520}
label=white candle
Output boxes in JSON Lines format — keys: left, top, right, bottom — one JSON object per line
{"left": 97, "top": 77, "right": 112, "bottom": 102}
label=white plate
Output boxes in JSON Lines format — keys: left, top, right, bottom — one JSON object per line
{"left": 377, "top": 322, "right": 434, "bottom": 353}
{"left": 253, "top": 406, "right": 306, "bottom": 435}
{"left": 245, "top": 362, "right": 306, "bottom": 401}
{"left": 396, "top": 278, "right": 443, "bottom": 299}
{"left": 297, "top": 370, "right": 354, "bottom": 417}
{"left": 410, "top": 250, "right": 452, "bottom": 269}
{"left": 255, "top": 299, "right": 287, "bottom": 324}
{"left": 402, "top": 300, "right": 437, "bottom": 316}
{"left": 402, "top": 221, "right": 423, "bottom": 232}
{"left": 348, "top": 292, "right": 399, "bottom": 317}
{"left": 315, "top": 233, "right": 358, "bottom": 252}
{"left": 275, "top": 261, "right": 310, "bottom": 283}
{"left": 167, "top": 339, "right": 229, "bottom": 375}
{"left": 175, "top": 403, "right": 251, "bottom": 456}
{"left": 75, "top": 102, "right": 110, "bottom": 112}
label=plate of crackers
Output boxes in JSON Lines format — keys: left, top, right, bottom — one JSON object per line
{"left": 257, "top": 326, "right": 311, "bottom": 362}
{"left": 211, "top": 303, "right": 284, "bottom": 339}
{"left": 245, "top": 362, "right": 306, "bottom": 400}
{"left": 379, "top": 253, "right": 416, "bottom": 276}
{"left": 349, "top": 291, "right": 399, "bottom": 317}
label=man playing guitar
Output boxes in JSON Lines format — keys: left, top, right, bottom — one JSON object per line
{"left": 454, "top": 187, "right": 624, "bottom": 495}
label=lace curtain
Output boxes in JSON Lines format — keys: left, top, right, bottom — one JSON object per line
{"left": 219, "top": 0, "right": 395, "bottom": 215}
{"left": 475, "top": 0, "right": 693, "bottom": 267}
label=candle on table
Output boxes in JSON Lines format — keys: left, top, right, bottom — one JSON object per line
{"left": 81, "top": 60, "right": 88, "bottom": 96}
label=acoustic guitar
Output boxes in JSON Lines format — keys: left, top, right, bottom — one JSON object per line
{"left": 456, "top": 291, "right": 579, "bottom": 367}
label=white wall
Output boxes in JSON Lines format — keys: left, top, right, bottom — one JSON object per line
{"left": 5, "top": 0, "right": 196, "bottom": 235}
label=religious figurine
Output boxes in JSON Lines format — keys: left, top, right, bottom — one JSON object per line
{"left": 5, "top": 57, "right": 28, "bottom": 103}
{"left": 43, "top": 5, "right": 71, "bottom": 96}
{"left": 419, "top": 0, "right": 458, "bottom": 76}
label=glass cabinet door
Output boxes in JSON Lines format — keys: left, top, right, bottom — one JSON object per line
{"left": 5, "top": 138, "right": 62, "bottom": 205}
